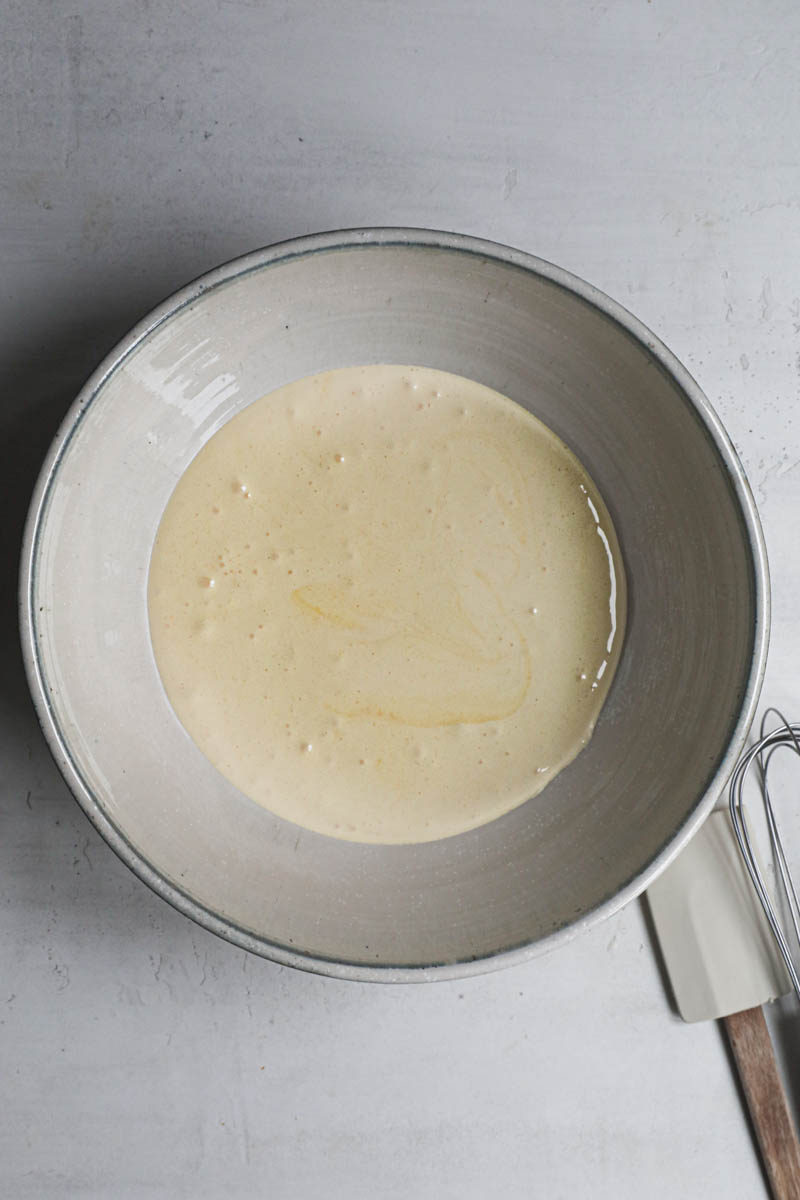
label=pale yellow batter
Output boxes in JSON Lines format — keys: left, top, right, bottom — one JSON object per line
{"left": 148, "top": 365, "right": 625, "bottom": 843}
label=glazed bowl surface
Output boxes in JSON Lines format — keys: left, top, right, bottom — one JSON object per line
{"left": 20, "top": 229, "right": 768, "bottom": 980}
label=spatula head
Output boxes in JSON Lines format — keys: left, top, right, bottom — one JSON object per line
{"left": 647, "top": 810, "right": 791, "bottom": 1022}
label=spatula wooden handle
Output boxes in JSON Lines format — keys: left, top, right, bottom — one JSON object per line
{"left": 724, "top": 1006, "right": 800, "bottom": 1200}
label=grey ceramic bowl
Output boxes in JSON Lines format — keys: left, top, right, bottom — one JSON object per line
{"left": 20, "top": 229, "right": 769, "bottom": 981}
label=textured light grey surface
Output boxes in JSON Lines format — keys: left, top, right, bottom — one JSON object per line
{"left": 2, "top": 1, "right": 800, "bottom": 1196}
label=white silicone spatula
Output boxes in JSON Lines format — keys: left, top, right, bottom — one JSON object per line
{"left": 648, "top": 810, "right": 800, "bottom": 1199}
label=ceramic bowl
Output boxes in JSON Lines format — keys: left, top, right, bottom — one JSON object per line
{"left": 20, "top": 229, "right": 769, "bottom": 980}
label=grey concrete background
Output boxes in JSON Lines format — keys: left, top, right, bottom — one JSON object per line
{"left": 2, "top": 2, "right": 800, "bottom": 1196}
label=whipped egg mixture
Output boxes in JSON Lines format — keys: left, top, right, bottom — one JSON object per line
{"left": 148, "top": 365, "right": 625, "bottom": 843}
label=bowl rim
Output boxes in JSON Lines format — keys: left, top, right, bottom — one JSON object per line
{"left": 18, "top": 227, "right": 771, "bottom": 983}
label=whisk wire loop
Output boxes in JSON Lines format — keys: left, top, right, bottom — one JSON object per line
{"left": 728, "top": 708, "right": 800, "bottom": 1002}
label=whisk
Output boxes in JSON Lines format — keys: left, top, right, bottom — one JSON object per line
{"left": 729, "top": 707, "right": 800, "bottom": 1002}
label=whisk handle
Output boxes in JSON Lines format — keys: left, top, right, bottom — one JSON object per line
{"left": 724, "top": 1006, "right": 800, "bottom": 1200}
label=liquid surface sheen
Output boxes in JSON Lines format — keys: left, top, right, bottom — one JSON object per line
{"left": 149, "top": 365, "right": 626, "bottom": 843}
